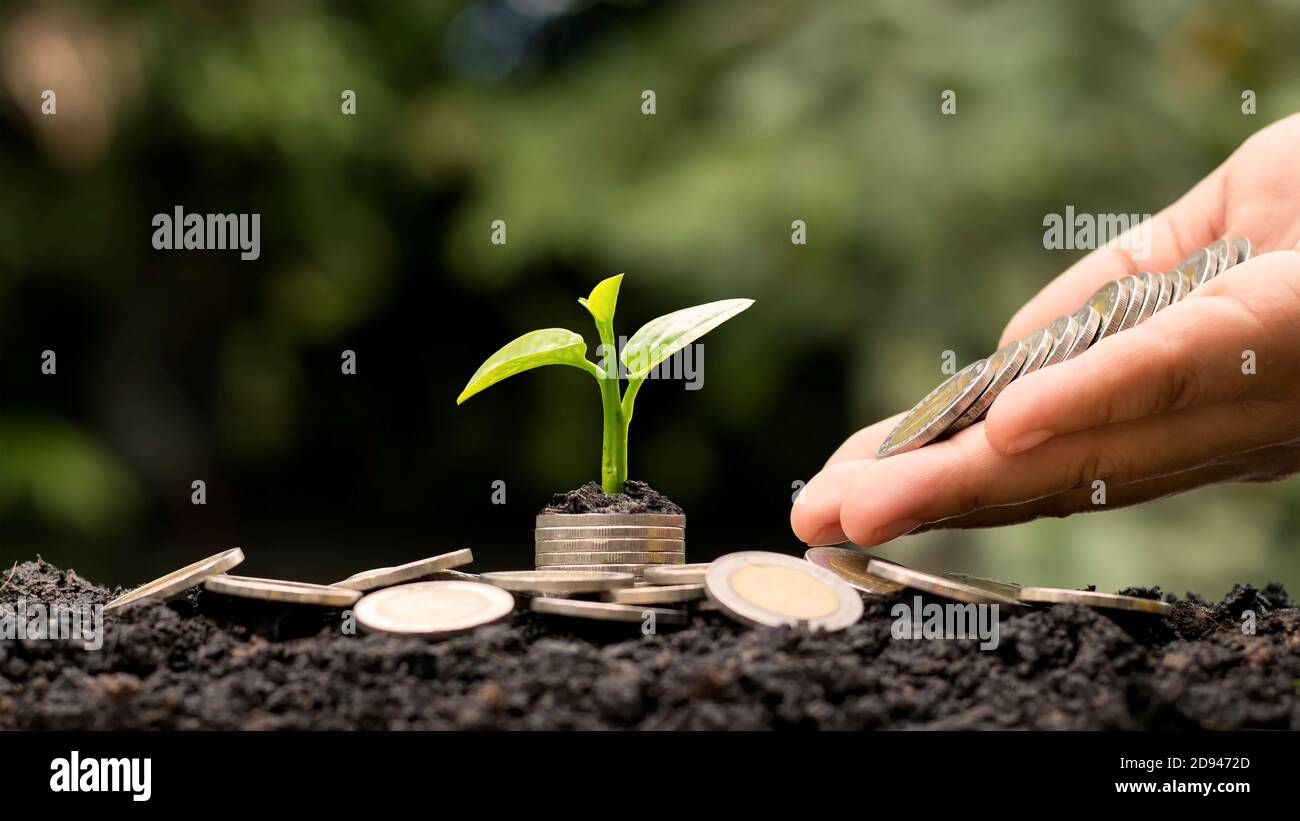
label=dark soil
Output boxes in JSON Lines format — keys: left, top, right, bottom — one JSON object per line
{"left": 2, "top": 558, "right": 1298, "bottom": 730}
{"left": 541, "top": 479, "right": 683, "bottom": 515}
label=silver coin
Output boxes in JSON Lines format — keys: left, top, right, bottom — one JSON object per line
{"left": 1062, "top": 306, "right": 1100, "bottom": 361}
{"left": 104, "top": 548, "right": 246, "bottom": 612}
{"left": 1014, "top": 327, "right": 1054, "bottom": 379}
{"left": 1039, "top": 315, "right": 1080, "bottom": 367}
{"left": 1208, "top": 238, "right": 1232, "bottom": 281}
{"left": 535, "top": 526, "right": 683, "bottom": 541}
{"left": 1132, "top": 273, "right": 1159, "bottom": 324}
{"left": 1116, "top": 274, "right": 1146, "bottom": 331}
{"left": 1232, "top": 237, "right": 1252, "bottom": 264}
{"left": 644, "top": 563, "right": 711, "bottom": 584}
{"left": 1149, "top": 271, "right": 1173, "bottom": 315}
{"left": 534, "top": 538, "right": 685, "bottom": 554}
{"left": 480, "top": 569, "right": 635, "bottom": 594}
{"left": 949, "top": 339, "right": 1026, "bottom": 432}
{"left": 535, "top": 552, "right": 685, "bottom": 566}
{"left": 1167, "top": 267, "right": 1188, "bottom": 303}
{"left": 533, "top": 564, "right": 660, "bottom": 576}
{"left": 530, "top": 596, "right": 688, "bottom": 625}
{"left": 1175, "top": 247, "right": 1213, "bottom": 288}
{"left": 604, "top": 584, "right": 706, "bottom": 605}
{"left": 354, "top": 581, "right": 515, "bottom": 638}
{"left": 203, "top": 575, "right": 361, "bottom": 607}
{"left": 876, "top": 358, "right": 994, "bottom": 457}
{"left": 866, "top": 559, "right": 1020, "bottom": 606}
{"left": 705, "top": 552, "right": 864, "bottom": 632}
{"left": 943, "top": 572, "right": 1021, "bottom": 599}
{"left": 335, "top": 548, "right": 475, "bottom": 592}
{"left": 535, "top": 513, "right": 685, "bottom": 528}
{"left": 804, "top": 547, "right": 905, "bottom": 596}
{"left": 1088, "top": 279, "right": 1129, "bottom": 340}
{"left": 1221, "top": 237, "right": 1238, "bottom": 270}
{"left": 1017, "top": 586, "right": 1172, "bottom": 616}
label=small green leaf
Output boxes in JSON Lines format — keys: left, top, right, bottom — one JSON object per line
{"left": 621, "top": 298, "right": 754, "bottom": 379}
{"left": 457, "top": 328, "right": 589, "bottom": 404}
{"left": 578, "top": 273, "right": 623, "bottom": 326}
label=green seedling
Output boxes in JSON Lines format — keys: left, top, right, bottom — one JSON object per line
{"left": 457, "top": 274, "right": 753, "bottom": 495}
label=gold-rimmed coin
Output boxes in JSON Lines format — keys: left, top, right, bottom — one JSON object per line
{"left": 1015, "top": 327, "right": 1054, "bottom": 379}
{"left": 804, "top": 547, "right": 905, "bottom": 596}
{"left": 1175, "top": 247, "right": 1213, "bottom": 288}
{"left": 1088, "top": 279, "right": 1129, "bottom": 340}
{"left": 1040, "top": 314, "right": 1080, "bottom": 367}
{"left": 1017, "top": 586, "right": 1172, "bottom": 616}
{"left": 335, "top": 548, "right": 474, "bottom": 592}
{"left": 203, "top": 575, "right": 361, "bottom": 607}
{"left": 104, "top": 548, "right": 246, "bottom": 613}
{"left": 1062, "top": 306, "right": 1101, "bottom": 360}
{"left": 1117, "top": 274, "right": 1146, "bottom": 331}
{"left": 950, "top": 339, "right": 1026, "bottom": 431}
{"left": 877, "top": 359, "right": 994, "bottom": 457}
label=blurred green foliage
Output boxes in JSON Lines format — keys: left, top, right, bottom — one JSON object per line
{"left": 0, "top": 0, "right": 1296, "bottom": 593}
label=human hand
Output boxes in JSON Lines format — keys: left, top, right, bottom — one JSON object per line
{"left": 791, "top": 114, "right": 1300, "bottom": 548}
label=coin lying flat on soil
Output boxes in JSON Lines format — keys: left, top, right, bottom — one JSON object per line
{"left": 354, "top": 581, "right": 515, "bottom": 638}
{"left": 804, "top": 547, "right": 904, "bottom": 596}
{"left": 705, "top": 552, "right": 863, "bottom": 631}
{"left": 203, "top": 575, "right": 361, "bottom": 607}
{"left": 104, "top": 548, "right": 246, "bottom": 612}
{"left": 530, "top": 596, "right": 688, "bottom": 625}
{"left": 480, "top": 569, "right": 635, "bottom": 594}
{"left": 335, "top": 548, "right": 474, "bottom": 591}
{"left": 603, "top": 583, "right": 706, "bottom": 605}
{"left": 643, "top": 563, "right": 712, "bottom": 584}
{"left": 867, "top": 560, "right": 1019, "bottom": 606}
{"left": 943, "top": 572, "right": 1021, "bottom": 599}
{"left": 1017, "top": 586, "right": 1172, "bottom": 616}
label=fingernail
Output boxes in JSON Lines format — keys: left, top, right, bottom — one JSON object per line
{"left": 807, "top": 526, "right": 848, "bottom": 546}
{"left": 1003, "top": 428, "right": 1054, "bottom": 455}
{"left": 872, "top": 518, "right": 921, "bottom": 544}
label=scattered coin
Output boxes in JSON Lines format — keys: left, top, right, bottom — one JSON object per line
{"left": 535, "top": 526, "right": 684, "bottom": 541}
{"left": 603, "top": 584, "right": 706, "bottom": 605}
{"left": 644, "top": 563, "right": 712, "bottom": 584}
{"left": 354, "top": 581, "right": 515, "bottom": 637}
{"left": 203, "top": 575, "right": 361, "bottom": 607}
{"left": 535, "top": 552, "right": 685, "bottom": 566}
{"left": 876, "top": 359, "right": 993, "bottom": 457}
{"left": 943, "top": 572, "right": 1021, "bottom": 599}
{"left": 804, "top": 547, "right": 905, "bottom": 596}
{"left": 950, "top": 339, "right": 1026, "bottom": 431}
{"left": 867, "top": 560, "right": 1019, "bottom": 606}
{"left": 705, "top": 552, "right": 863, "bottom": 631}
{"left": 535, "top": 513, "right": 685, "bottom": 528}
{"left": 426, "top": 568, "right": 482, "bottom": 582}
{"left": 480, "top": 569, "right": 635, "bottom": 594}
{"left": 1017, "top": 586, "right": 1172, "bottom": 616}
{"left": 104, "top": 548, "right": 246, "bottom": 612}
{"left": 335, "top": 548, "right": 474, "bottom": 591}
{"left": 534, "top": 538, "right": 685, "bottom": 554}
{"left": 530, "top": 596, "right": 688, "bottom": 625}
{"left": 878, "top": 238, "right": 1254, "bottom": 458}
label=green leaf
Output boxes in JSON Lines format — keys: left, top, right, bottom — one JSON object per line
{"left": 577, "top": 273, "right": 623, "bottom": 327}
{"left": 457, "top": 328, "right": 590, "bottom": 404}
{"left": 621, "top": 298, "right": 754, "bottom": 379}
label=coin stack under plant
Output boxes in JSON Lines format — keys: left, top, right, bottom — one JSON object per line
{"left": 535, "top": 512, "right": 685, "bottom": 582}
{"left": 877, "top": 237, "right": 1253, "bottom": 457}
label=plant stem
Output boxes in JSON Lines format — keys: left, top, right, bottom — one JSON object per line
{"left": 598, "top": 373, "right": 626, "bottom": 494}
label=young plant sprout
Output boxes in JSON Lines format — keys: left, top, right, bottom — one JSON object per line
{"left": 457, "top": 274, "right": 753, "bottom": 495}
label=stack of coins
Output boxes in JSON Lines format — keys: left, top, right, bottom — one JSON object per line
{"left": 535, "top": 512, "right": 685, "bottom": 582}
{"left": 877, "top": 237, "right": 1253, "bottom": 457}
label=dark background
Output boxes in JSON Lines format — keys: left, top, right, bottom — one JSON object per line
{"left": 1, "top": 0, "right": 1296, "bottom": 594}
